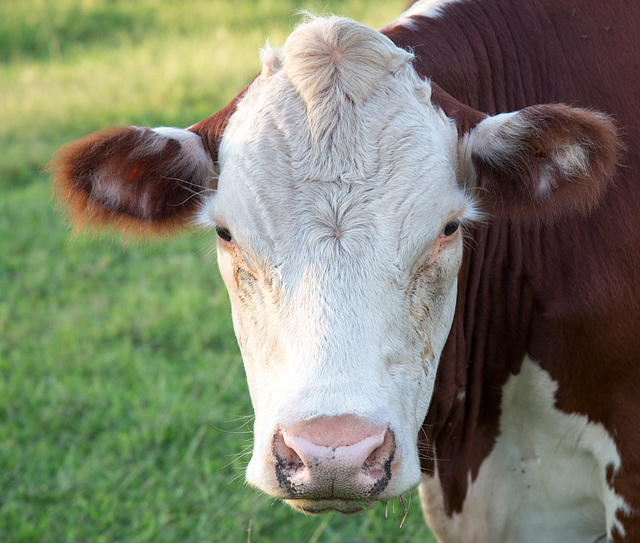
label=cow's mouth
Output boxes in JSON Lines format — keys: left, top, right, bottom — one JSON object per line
{"left": 285, "top": 498, "right": 375, "bottom": 515}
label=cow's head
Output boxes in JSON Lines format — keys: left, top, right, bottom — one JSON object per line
{"left": 52, "top": 16, "right": 620, "bottom": 514}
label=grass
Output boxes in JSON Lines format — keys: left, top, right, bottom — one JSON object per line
{"left": 0, "top": 1, "right": 436, "bottom": 541}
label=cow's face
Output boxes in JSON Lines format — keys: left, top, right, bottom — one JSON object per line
{"left": 198, "top": 17, "right": 478, "bottom": 513}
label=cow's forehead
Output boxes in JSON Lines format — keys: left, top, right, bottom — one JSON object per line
{"left": 203, "top": 16, "right": 475, "bottom": 268}
{"left": 210, "top": 107, "right": 468, "bottom": 267}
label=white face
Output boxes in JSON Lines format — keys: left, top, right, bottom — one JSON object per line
{"left": 198, "top": 17, "right": 478, "bottom": 513}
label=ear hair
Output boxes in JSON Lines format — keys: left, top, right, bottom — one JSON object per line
{"left": 50, "top": 126, "right": 214, "bottom": 239}
{"left": 467, "top": 104, "right": 623, "bottom": 221}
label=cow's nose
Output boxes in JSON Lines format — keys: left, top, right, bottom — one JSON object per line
{"left": 272, "top": 415, "right": 396, "bottom": 498}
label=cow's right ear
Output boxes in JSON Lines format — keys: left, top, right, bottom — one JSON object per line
{"left": 51, "top": 126, "right": 216, "bottom": 238}
{"left": 51, "top": 83, "right": 252, "bottom": 239}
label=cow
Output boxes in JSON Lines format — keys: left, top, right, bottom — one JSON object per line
{"left": 51, "top": 0, "right": 640, "bottom": 541}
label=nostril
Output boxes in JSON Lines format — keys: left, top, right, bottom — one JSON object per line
{"left": 273, "top": 431, "right": 304, "bottom": 465}
{"left": 364, "top": 428, "right": 395, "bottom": 467}
{"left": 362, "top": 429, "right": 395, "bottom": 494}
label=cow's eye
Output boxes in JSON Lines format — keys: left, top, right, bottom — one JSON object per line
{"left": 442, "top": 221, "right": 460, "bottom": 237}
{"left": 215, "top": 225, "right": 233, "bottom": 243}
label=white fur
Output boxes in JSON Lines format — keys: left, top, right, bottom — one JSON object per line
{"left": 383, "top": 0, "right": 467, "bottom": 30}
{"left": 150, "top": 126, "right": 216, "bottom": 183}
{"left": 420, "top": 357, "right": 631, "bottom": 543}
{"left": 198, "top": 16, "right": 478, "bottom": 503}
{"left": 464, "top": 111, "right": 521, "bottom": 169}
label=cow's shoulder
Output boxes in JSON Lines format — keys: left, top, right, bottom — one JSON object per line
{"left": 421, "top": 357, "right": 630, "bottom": 543}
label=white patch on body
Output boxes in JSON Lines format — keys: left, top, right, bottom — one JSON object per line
{"left": 419, "top": 357, "right": 631, "bottom": 542}
{"left": 383, "top": 0, "right": 467, "bottom": 30}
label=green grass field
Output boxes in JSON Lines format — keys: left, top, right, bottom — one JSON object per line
{"left": 0, "top": 1, "right": 437, "bottom": 541}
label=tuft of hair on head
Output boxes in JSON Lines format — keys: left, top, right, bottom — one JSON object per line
{"left": 280, "top": 14, "right": 413, "bottom": 109}
{"left": 259, "top": 39, "right": 282, "bottom": 79}
{"left": 272, "top": 14, "right": 415, "bottom": 158}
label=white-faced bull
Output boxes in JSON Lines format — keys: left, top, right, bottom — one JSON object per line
{"left": 52, "top": 1, "right": 640, "bottom": 541}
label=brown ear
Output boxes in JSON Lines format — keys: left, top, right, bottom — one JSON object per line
{"left": 466, "top": 104, "right": 623, "bottom": 221}
{"left": 51, "top": 83, "right": 252, "bottom": 238}
{"left": 51, "top": 126, "right": 215, "bottom": 238}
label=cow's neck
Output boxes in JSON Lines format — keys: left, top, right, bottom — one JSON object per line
{"left": 383, "top": 0, "right": 606, "bottom": 112}
{"left": 418, "top": 220, "right": 537, "bottom": 515}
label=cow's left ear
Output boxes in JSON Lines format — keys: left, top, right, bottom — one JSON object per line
{"left": 465, "top": 104, "right": 623, "bottom": 221}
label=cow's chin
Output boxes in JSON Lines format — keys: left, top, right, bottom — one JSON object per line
{"left": 285, "top": 498, "right": 375, "bottom": 515}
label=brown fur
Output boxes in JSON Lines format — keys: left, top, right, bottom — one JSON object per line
{"left": 188, "top": 82, "right": 252, "bottom": 161}
{"left": 50, "top": 82, "right": 250, "bottom": 240}
{"left": 387, "top": 1, "right": 640, "bottom": 538}
{"left": 51, "top": 127, "right": 209, "bottom": 239}
{"left": 430, "top": 83, "right": 486, "bottom": 136}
